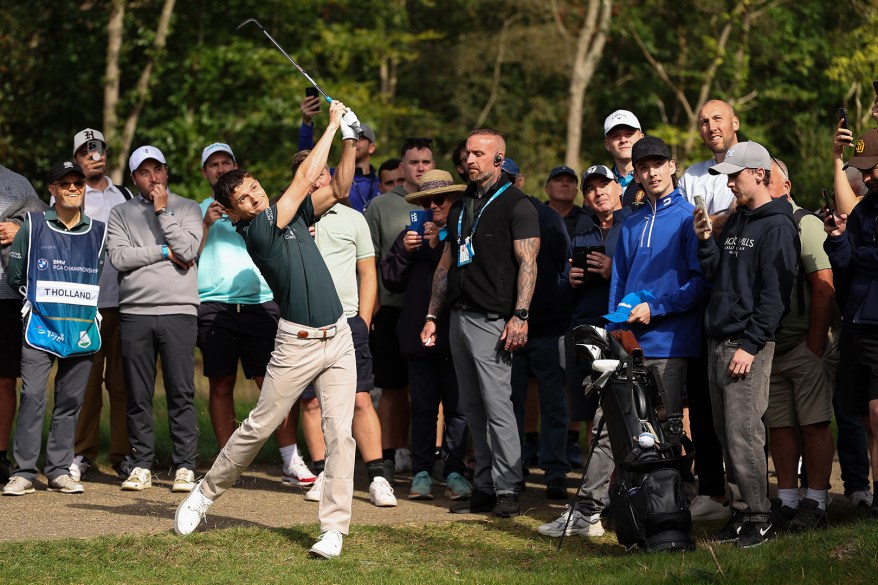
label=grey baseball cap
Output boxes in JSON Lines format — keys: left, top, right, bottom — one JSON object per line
{"left": 709, "top": 141, "right": 771, "bottom": 175}
{"left": 580, "top": 164, "right": 614, "bottom": 189}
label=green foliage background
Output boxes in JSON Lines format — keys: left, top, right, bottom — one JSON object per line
{"left": 1, "top": 0, "right": 876, "bottom": 208}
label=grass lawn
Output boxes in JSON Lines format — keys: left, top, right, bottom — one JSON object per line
{"left": 1, "top": 515, "right": 877, "bottom": 584}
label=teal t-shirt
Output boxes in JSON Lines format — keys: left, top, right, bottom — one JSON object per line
{"left": 197, "top": 197, "right": 274, "bottom": 304}
{"left": 238, "top": 198, "right": 342, "bottom": 327}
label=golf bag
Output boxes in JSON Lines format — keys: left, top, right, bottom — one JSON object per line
{"left": 573, "top": 325, "right": 695, "bottom": 553}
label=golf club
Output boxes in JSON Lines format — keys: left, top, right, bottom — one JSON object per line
{"left": 237, "top": 18, "right": 362, "bottom": 138}
{"left": 237, "top": 18, "right": 332, "bottom": 103}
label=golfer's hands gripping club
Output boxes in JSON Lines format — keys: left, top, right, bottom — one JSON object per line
{"left": 340, "top": 107, "right": 363, "bottom": 141}
{"left": 327, "top": 100, "right": 346, "bottom": 134}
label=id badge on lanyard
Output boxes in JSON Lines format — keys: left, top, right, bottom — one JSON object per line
{"left": 458, "top": 236, "right": 474, "bottom": 267}
{"left": 456, "top": 182, "right": 511, "bottom": 268}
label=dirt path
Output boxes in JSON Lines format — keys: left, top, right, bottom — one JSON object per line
{"left": 0, "top": 458, "right": 854, "bottom": 542}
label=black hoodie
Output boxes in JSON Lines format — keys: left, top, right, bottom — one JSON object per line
{"left": 698, "top": 196, "right": 800, "bottom": 355}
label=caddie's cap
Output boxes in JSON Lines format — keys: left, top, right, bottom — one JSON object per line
{"left": 72, "top": 128, "right": 106, "bottom": 155}
{"left": 844, "top": 129, "right": 878, "bottom": 171}
{"left": 129, "top": 145, "right": 167, "bottom": 174}
{"left": 48, "top": 161, "right": 85, "bottom": 183}
{"left": 709, "top": 141, "right": 771, "bottom": 175}
{"left": 201, "top": 143, "right": 236, "bottom": 168}
{"left": 631, "top": 136, "right": 672, "bottom": 166}
{"left": 546, "top": 165, "right": 578, "bottom": 183}
{"left": 604, "top": 110, "right": 641, "bottom": 135}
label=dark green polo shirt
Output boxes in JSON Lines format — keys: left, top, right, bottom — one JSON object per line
{"left": 237, "top": 197, "right": 342, "bottom": 327}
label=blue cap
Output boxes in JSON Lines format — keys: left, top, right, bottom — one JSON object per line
{"left": 603, "top": 290, "right": 656, "bottom": 323}
{"left": 502, "top": 158, "right": 521, "bottom": 177}
{"left": 547, "top": 165, "right": 578, "bottom": 183}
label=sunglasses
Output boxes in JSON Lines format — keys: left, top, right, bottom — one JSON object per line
{"left": 53, "top": 180, "right": 85, "bottom": 190}
{"left": 419, "top": 195, "right": 447, "bottom": 208}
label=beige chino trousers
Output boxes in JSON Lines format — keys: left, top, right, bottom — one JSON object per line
{"left": 201, "top": 315, "right": 357, "bottom": 534}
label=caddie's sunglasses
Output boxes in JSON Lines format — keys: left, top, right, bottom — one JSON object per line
{"left": 53, "top": 180, "right": 86, "bottom": 190}
{"left": 419, "top": 195, "right": 447, "bottom": 208}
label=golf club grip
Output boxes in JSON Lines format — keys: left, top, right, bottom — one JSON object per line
{"left": 609, "top": 330, "right": 642, "bottom": 358}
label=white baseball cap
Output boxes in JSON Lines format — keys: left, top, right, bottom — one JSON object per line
{"left": 201, "top": 143, "right": 236, "bottom": 168}
{"left": 128, "top": 145, "right": 167, "bottom": 173}
{"left": 603, "top": 110, "right": 642, "bottom": 135}
{"left": 72, "top": 128, "right": 106, "bottom": 155}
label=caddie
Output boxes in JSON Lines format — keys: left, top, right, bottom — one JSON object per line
{"left": 3, "top": 161, "right": 106, "bottom": 496}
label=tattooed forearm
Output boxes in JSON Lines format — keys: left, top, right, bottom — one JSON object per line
{"left": 513, "top": 237, "right": 539, "bottom": 310}
{"left": 428, "top": 243, "right": 453, "bottom": 316}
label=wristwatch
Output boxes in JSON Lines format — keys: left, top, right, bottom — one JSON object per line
{"left": 513, "top": 308, "right": 529, "bottom": 321}
{"left": 155, "top": 207, "right": 174, "bottom": 217}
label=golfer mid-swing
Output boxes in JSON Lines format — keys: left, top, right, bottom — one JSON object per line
{"left": 174, "top": 100, "right": 361, "bottom": 559}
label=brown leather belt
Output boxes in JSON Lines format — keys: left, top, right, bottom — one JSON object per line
{"left": 278, "top": 318, "right": 338, "bottom": 340}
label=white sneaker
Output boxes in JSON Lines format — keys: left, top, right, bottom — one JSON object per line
{"left": 369, "top": 476, "right": 398, "bottom": 507}
{"left": 174, "top": 480, "right": 214, "bottom": 535}
{"left": 282, "top": 455, "right": 317, "bottom": 486}
{"left": 395, "top": 449, "right": 412, "bottom": 473}
{"left": 689, "top": 495, "right": 730, "bottom": 521}
{"left": 304, "top": 472, "right": 324, "bottom": 502}
{"left": 69, "top": 454, "right": 91, "bottom": 482}
{"left": 2, "top": 476, "right": 35, "bottom": 496}
{"left": 172, "top": 468, "right": 196, "bottom": 493}
{"left": 121, "top": 467, "right": 152, "bottom": 491}
{"left": 309, "top": 530, "right": 343, "bottom": 559}
{"left": 849, "top": 490, "right": 873, "bottom": 508}
{"left": 48, "top": 474, "right": 85, "bottom": 494}
{"left": 537, "top": 507, "right": 604, "bottom": 537}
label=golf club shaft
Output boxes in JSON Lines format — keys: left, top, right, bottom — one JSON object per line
{"left": 238, "top": 19, "right": 332, "bottom": 102}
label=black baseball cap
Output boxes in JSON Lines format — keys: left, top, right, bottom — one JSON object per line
{"left": 546, "top": 165, "right": 578, "bottom": 183}
{"left": 48, "top": 161, "right": 85, "bottom": 183}
{"left": 631, "top": 136, "right": 671, "bottom": 166}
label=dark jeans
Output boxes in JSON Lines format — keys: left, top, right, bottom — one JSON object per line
{"left": 408, "top": 354, "right": 467, "bottom": 476}
{"left": 120, "top": 313, "right": 198, "bottom": 471}
{"left": 833, "top": 385, "right": 870, "bottom": 495}
{"left": 511, "top": 335, "right": 571, "bottom": 482}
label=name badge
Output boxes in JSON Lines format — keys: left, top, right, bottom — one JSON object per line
{"left": 458, "top": 238, "right": 474, "bottom": 267}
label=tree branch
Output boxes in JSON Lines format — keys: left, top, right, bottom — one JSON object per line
{"left": 475, "top": 14, "right": 521, "bottom": 128}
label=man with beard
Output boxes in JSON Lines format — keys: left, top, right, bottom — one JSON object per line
{"left": 824, "top": 127, "right": 878, "bottom": 518}
{"left": 420, "top": 129, "right": 540, "bottom": 518}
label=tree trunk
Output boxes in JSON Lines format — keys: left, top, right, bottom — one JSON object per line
{"left": 564, "top": 0, "right": 612, "bottom": 170}
{"left": 110, "top": 0, "right": 177, "bottom": 184}
{"left": 103, "top": 0, "right": 124, "bottom": 182}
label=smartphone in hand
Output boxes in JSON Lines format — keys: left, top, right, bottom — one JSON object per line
{"left": 822, "top": 188, "right": 837, "bottom": 227}
{"left": 838, "top": 108, "right": 849, "bottom": 131}
{"left": 305, "top": 86, "right": 319, "bottom": 99}
{"left": 693, "top": 195, "right": 712, "bottom": 232}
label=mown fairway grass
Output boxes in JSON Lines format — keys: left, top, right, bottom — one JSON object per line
{"left": 2, "top": 515, "right": 877, "bottom": 584}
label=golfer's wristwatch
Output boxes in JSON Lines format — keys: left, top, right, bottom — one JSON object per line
{"left": 513, "top": 308, "right": 529, "bottom": 321}
{"left": 155, "top": 207, "right": 173, "bottom": 217}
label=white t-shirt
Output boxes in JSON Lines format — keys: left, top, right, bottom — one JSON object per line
{"left": 678, "top": 159, "right": 736, "bottom": 216}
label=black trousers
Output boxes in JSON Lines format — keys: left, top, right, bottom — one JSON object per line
{"left": 120, "top": 313, "right": 198, "bottom": 471}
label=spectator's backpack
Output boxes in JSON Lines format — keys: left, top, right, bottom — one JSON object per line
{"left": 573, "top": 326, "right": 695, "bottom": 553}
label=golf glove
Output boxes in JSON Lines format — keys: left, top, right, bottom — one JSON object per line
{"left": 340, "top": 109, "right": 363, "bottom": 141}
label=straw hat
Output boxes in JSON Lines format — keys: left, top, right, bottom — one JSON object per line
{"left": 405, "top": 169, "right": 466, "bottom": 204}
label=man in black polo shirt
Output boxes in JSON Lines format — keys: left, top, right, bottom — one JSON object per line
{"left": 420, "top": 128, "right": 540, "bottom": 518}
{"left": 174, "top": 101, "right": 360, "bottom": 560}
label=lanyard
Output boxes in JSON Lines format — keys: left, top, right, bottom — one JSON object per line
{"left": 457, "top": 182, "right": 512, "bottom": 244}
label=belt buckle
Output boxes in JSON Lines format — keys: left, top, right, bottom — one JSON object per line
{"left": 297, "top": 330, "right": 309, "bottom": 339}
